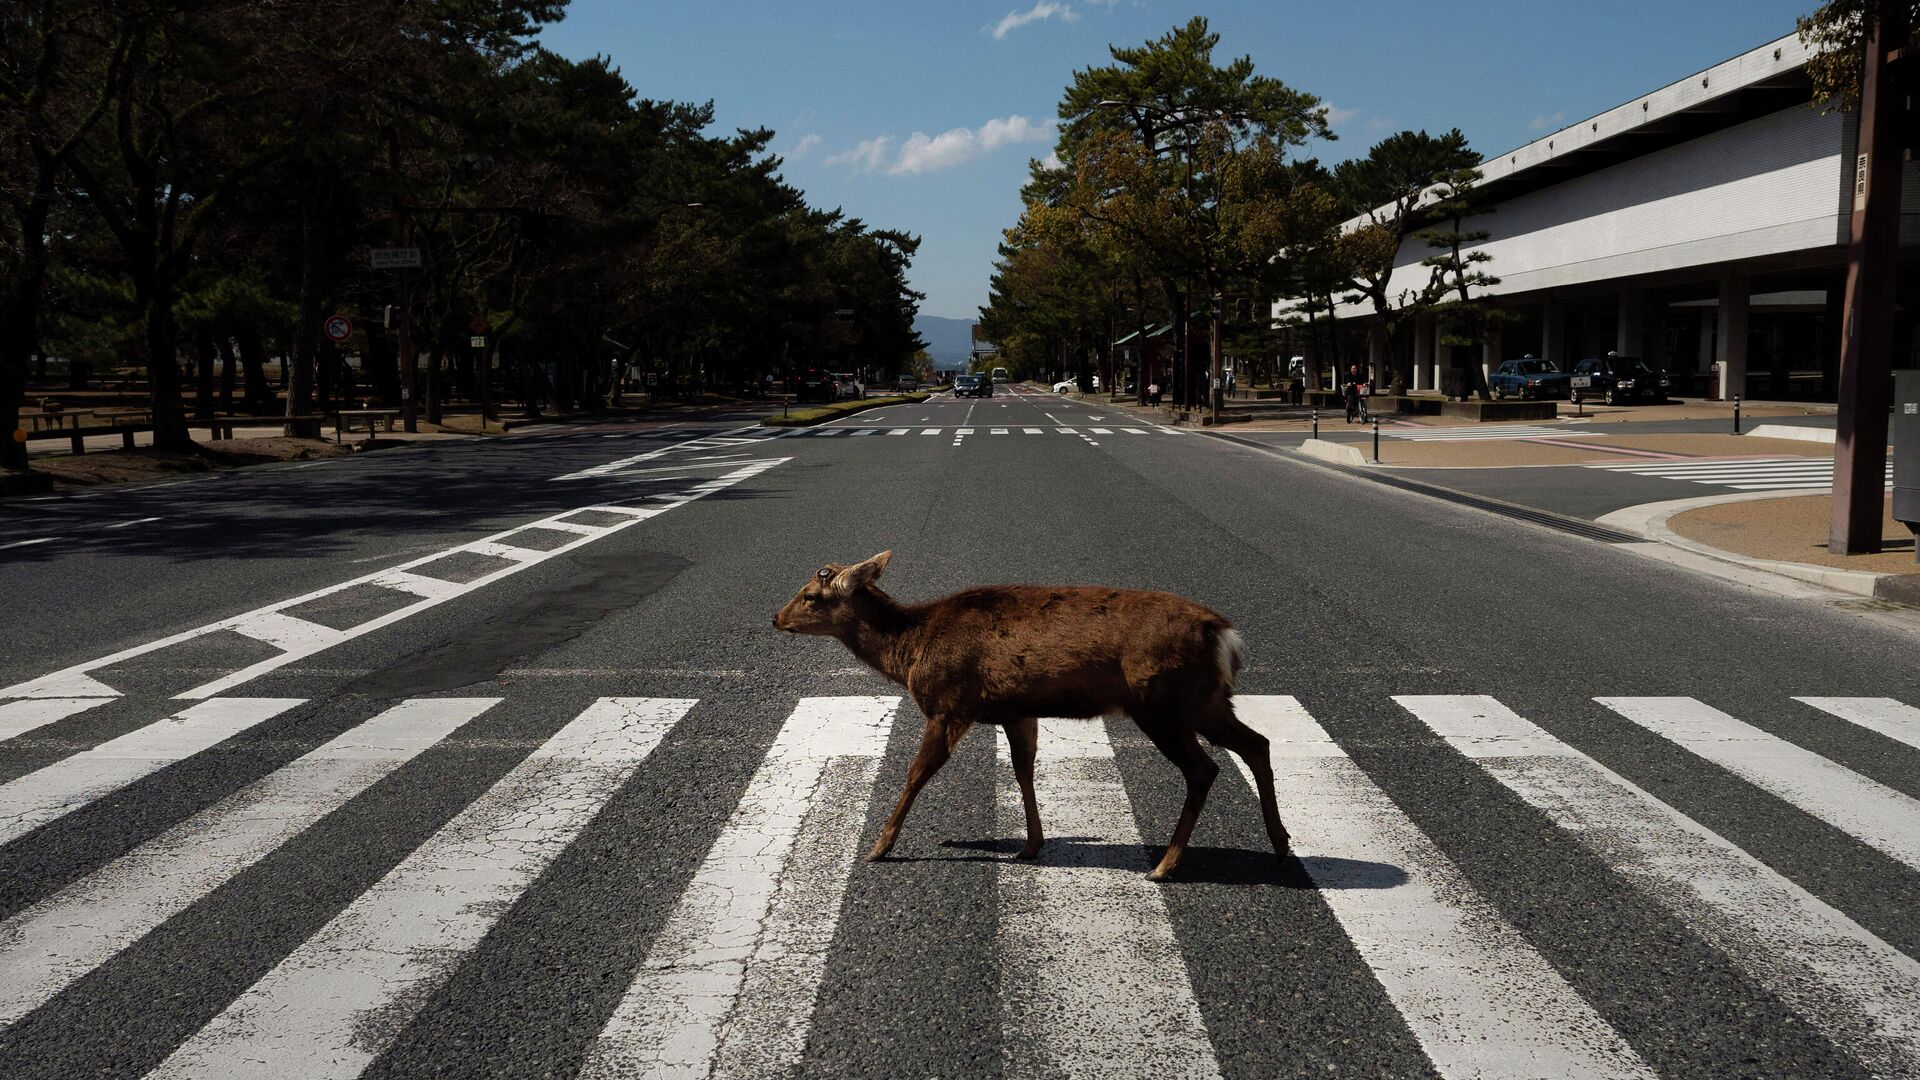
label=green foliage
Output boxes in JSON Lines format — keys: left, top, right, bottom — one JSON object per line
{"left": 1798, "top": 1, "right": 1920, "bottom": 110}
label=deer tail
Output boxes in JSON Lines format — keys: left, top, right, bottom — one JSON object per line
{"left": 1213, "top": 627, "right": 1245, "bottom": 690}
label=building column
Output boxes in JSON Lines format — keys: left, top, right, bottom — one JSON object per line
{"left": 1617, "top": 286, "right": 1645, "bottom": 357}
{"left": 1716, "top": 270, "right": 1749, "bottom": 401}
{"left": 1540, "top": 295, "right": 1562, "bottom": 369}
{"left": 1412, "top": 316, "right": 1434, "bottom": 391}
{"left": 1367, "top": 321, "right": 1388, "bottom": 388}
{"left": 1481, "top": 328, "right": 1503, "bottom": 386}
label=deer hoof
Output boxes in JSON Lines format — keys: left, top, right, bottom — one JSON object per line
{"left": 864, "top": 840, "right": 892, "bottom": 862}
{"left": 1144, "top": 865, "right": 1174, "bottom": 883}
{"left": 1017, "top": 843, "right": 1042, "bottom": 860}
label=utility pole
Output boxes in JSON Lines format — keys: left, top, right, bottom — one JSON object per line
{"left": 1831, "top": 2, "right": 1909, "bottom": 554}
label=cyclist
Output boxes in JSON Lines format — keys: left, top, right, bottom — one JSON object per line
{"left": 1342, "top": 363, "right": 1370, "bottom": 423}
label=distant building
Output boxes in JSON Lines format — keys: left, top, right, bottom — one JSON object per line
{"left": 1281, "top": 29, "right": 1920, "bottom": 402}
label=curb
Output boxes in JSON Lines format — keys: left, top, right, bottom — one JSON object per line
{"left": 759, "top": 394, "right": 931, "bottom": 428}
{"left": 1744, "top": 424, "right": 1837, "bottom": 444}
{"left": 1298, "top": 438, "right": 1368, "bottom": 467}
{"left": 1594, "top": 491, "right": 1912, "bottom": 604}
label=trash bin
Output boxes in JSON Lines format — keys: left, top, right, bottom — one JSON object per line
{"left": 1894, "top": 370, "right": 1919, "bottom": 561}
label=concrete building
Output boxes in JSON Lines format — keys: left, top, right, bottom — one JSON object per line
{"left": 1291, "top": 29, "right": 1920, "bottom": 402}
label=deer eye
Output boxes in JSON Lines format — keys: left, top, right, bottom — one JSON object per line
{"left": 817, "top": 568, "right": 833, "bottom": 580}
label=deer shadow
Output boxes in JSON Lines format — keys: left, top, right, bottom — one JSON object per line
{"left": 903, "top": 837, "right": 1408, "bottom": 889}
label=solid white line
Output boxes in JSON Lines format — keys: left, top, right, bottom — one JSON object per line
{"left": 1232, "top": 697, "right": 1653, "bottom": 1079}
{"left": 0, "top": 697, "right": 498, "bottom": 1028}
{"left": 0, "top": 460, "right": 788, "bottom": 702}
{"left": 103, "top": 517, "right": 162, "bottom": 530}
{"left": 0, "top": 697, "right": 113, "bottom": 742}
{"left": 580, "top": 697, "right": 899, "bottom": 1079}
{"left": 1796, "top": 697, "right": 1920, "bottom": 751}
{"left": 997, "top": 719, "right": 1221, "bottom": 1079}
{"left": 148, "top": 697, "right": 695, "bottom": 1080}
{"left": 0, "top": 537, "right": 60, "bottom": 551}
{"left": 1042, "top": 412, "right": 1062, "bottom": 424}
{"left": 550, "top": 426, "right": 762, "bottom": 480}
{"left": 1397, "top": 694, "right": 1920, "bottom": 1079}
{"left": 0, "top": 698, "right": 305, "bottom": 845}
{"left": 1599, "top": 697, "right": 1920, "bottom": 871}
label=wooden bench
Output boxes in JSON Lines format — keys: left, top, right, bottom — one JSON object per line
{"left": 335, "top": 408, "right": 401, "bottom": 440}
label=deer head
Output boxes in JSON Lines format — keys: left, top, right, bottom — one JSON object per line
{"left": 773, "top": 551, "right": 893, "bottom": 635}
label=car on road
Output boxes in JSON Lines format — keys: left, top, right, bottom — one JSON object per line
{"left": 953, "top": 374, "right": 992, "bottom": 398}
{"left": 1570, "top": 354, "right": 1669, "bottom": 405}
{"left": 833, "top": 372, "right": 864, "bottom": 400}
{"left": 1052, "top": 379, "right": 1076, "bottom": 393}
{"left": 1489, "top": 358, "right": 1569, "bottom": 401}
{"left": 795, "top": 369, "right": 836, "bottom": 403}
{"left": 896, "top": 376, "right": 917, "bottom": 391}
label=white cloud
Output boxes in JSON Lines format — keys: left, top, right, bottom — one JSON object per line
{"left": 1365, "top": 116, "right": 1394, "bottom": 133}
{"left": 1042, "top": 149, "right": 1065, "bottom": 170}
{"left": 991, "top": 1, "right": 1076, "bottom": 39}
{"left": 1321, "top": 103, "right": 1359, "bottom": 128}
{"left": 1528, "top": 110, "right": 1568, "bottom": 132}
{"left": 887, "top": 114, "right": 1056, "bottom": 175}
{"left": 822, "top": 135, "right": 892, "bottom": 174}
{"left": 788, "top": 133, "right": 823, "bottom": 159}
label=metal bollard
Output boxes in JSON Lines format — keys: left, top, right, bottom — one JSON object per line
{"left": 1312, "top": 409, "right": 1319, "bottom": 441}
{"left": 1733, "top": 395, "right": 1741, "bottom": 435}
{"left": 1372, "top": 415, "right": 1381, "bottom": 463}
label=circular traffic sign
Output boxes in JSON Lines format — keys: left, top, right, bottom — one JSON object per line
{"left": 323, "top": 314, "right": 354, "bottom": 343}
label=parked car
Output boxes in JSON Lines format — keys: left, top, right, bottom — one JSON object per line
{"left": 833, "top": 372, "right": 864, "bottom": 400}
{"left": 795, "top": 369, "right": 836, "bottom": 403}
{"left": 953, "top": 373, "right": 992, "bottom": 398}
{"left": 1052, "top": 379, "right": 1076, "bottom": 393}
{"left": 1489, "top": 358, "right": 1570, "bottom": 401}
{"left": 1570, "top": 354, "right": 1668, "bottom": 405}
{"left": 896, "top": 376, "right": 918, "bottom": 391}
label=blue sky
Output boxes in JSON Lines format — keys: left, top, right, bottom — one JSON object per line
{"left": 539, "top": 1, "right": 1818, "bottom": 320}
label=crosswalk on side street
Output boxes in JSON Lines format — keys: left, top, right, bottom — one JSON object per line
{"left": 1, "top": 687, "right": 1917, "bottom": 1078}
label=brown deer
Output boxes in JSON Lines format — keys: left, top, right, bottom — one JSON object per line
{"left": 773, "top": 551, "right": 1288, "bottom": 881}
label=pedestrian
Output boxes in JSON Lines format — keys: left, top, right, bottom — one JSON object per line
{"left": 1226, "top": 370, "right": 1237, "bottom": 399}
{"left": 1148, "top": 381, "right": 1161, "bottom": 407}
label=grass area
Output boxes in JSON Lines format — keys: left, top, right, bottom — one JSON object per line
{"left": 761, "top": 392, "right": 930, "bottom": 426}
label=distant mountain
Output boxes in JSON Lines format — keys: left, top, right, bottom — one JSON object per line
{"left": 914, "top": 314, "right": 976, "bottom": 372}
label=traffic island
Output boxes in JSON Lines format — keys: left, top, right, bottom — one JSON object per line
{"left": 759, "top": 393, "right": 930, "bottom": 427}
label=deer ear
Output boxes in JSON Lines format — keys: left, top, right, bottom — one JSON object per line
{"left": 837, "top": 550, "right": 893, "bottom": 593}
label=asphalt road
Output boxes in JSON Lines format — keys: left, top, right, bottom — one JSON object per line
{"left": 1, "top": 388, "right": 1917, "bottom": 1079}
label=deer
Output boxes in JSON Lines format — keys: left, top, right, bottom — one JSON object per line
{"left": 773, "top": 551, "right": 1289, "bottom": 881}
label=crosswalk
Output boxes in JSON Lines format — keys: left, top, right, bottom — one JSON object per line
{"left": 1582, "top": 456, "right": 1892, "bottom": 491}
{"left": 2, "top": 690, "right": 1917, "bottom": 1077}
{"left": 1385, "top": 424, "right": 1597, "bottom": 441}
{"left": 799, "top": 425, "right": 1175, "bottom": 437}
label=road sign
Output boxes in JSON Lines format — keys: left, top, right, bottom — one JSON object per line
{"left": 1570, "top": 375, "right": 1593, "bottom": 389}
{"left": 370, "top": 247, "right": 422, "bottom": 270}
{"left": 322, "top": 315, "right": 354, "bottom": 343}
{"left": 469, "top": 336, "right": 487, "bottom": 349}
{"left": 646, "top": 373, "right": 659, "bottom": 387}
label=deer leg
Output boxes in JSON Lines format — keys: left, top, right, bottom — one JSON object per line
{"left": 1003, "top": 718, "right": 1043, "bottom": 858}
{"left": 867, "top": 714, "right": 967, "bottom": 862}
{"left": 1141, "top": 723, "right": 1219, "bottom": 882}
{"left": 1197, "top": 703, "right": 1290, "bottom": 858}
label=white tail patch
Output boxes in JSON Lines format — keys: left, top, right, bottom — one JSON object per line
{"left": 1215, "top": 628, "right": 1244, "bottom": 689}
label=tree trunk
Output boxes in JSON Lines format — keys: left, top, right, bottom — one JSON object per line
{"left": 287, "top": 210, "right": 322, "bottom": 437}
{"left": 0, "top": 300, "right": 34, "bottom": 470}
{"left": 217, "top": 329, "right": 237, "bottom": 413}
{"left": 140, "top": 281, "right": 193, "bottom": 452}
{"left": 193, "top": 324, "right": 216, "bottom": 419}
{"left": 235, "top": 324, "right": 273, "bottom": 412}
{"left": 425, "top": 339, "right": 444, "bottom": 424}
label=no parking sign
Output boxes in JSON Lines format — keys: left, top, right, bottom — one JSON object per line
{"left": 323, "top": 314, "right": 354, "bottom": 343}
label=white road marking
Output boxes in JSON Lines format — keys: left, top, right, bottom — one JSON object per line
{"left": 997, "top": 719, "right": 1221, "bottom": 1079}
{"left": 0, "top": 459, "right": 788, "bottom": 701}
{"left": 992, "top": 428, "right": 1008, "bottom": 434}
{"left": 921, "top": 428, "right": 940, "bottom": 435}
{"left": 1796, "top": 697, "right": 1920, "bottom": 751}
{"left": 1023, "top": 427, "right": 1043, "bottom": 435}
{"left": 889, "top": 428, "right": 909, "bottom": 435}
{"left": 0, "top": 697, "right": 113, "bottom": 742}
{"left": 0, "top": 697, "right": 498, "bottom": 1028}
{"left": 1234, "top": 697, "right": 1654, "bottom": 1079}
{"left": 103, "top": 517, "right": 162, "bottom": 530}
{"left": 0, "top": 698, "right": 305, "bottom": 845}
{"left": 1397, "top": 695, "right": 1920, "bottom": 1080}
{"left": 1057, "top": 427, "right": 1076, "bottom": 434}
{"left": 581, "top": 697, "right": 898, "bottom": 1079}
{"left": 148, "top": 697, "right": 694, "bottom": 1080}
{"left": 1599, "top": 697, "right": 1920, "bottom": 872}
{"left": 550, "top": 426, "right": 773, "bottom": 480}
{"left": 1088, "top": 428, "right": 1112, "bottom": 435}
{"left": 1124, "top": 428, "right": 1147, "bottom": 435}
{"left": 0, "top": 537, "right": 60, "bottom": 551}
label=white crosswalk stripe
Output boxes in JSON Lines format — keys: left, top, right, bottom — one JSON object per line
{"left": 0, "top": 689, "right": 1914, "bottom": 1077}
{"left": 1397, "top": 695, "right": 1920, "bottom": 1080}
{"left": 1386, "top": 424, "right": 1596, "bottom": 441}
{"left": 581, "top": 696, "right": 897, "bottom": 1079}
{"left": 148, "top": 697, "right": 693, "bottom": 1080}
{"left": 1234, "top": 697, "right": 1655, "bottom": 1079}
{"left": 1582, "top": 456, "right": 1891, "bottom": 491}
{"left": 997, "top": 719, "right": 1220, "bottom": 1080}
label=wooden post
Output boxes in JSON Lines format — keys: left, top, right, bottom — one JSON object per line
{"left": 1831, "top": 3, "right": 1908, "bottom": 554}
